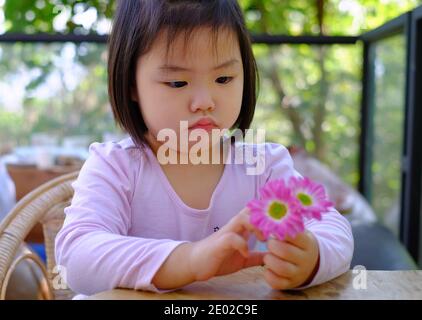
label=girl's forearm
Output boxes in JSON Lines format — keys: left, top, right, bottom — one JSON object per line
{"left": 151, "top": 242, "right": 196, "bottom": 290}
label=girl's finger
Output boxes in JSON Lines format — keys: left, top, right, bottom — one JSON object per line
{"left": 229, "top": 208, "right": 266, "bottom": 242}
{"left": 263, "top": 268, "right": 291, "bottom": 290}
{"left": 241, "top": 229, "right": 250, "bottom": 241}
{"left": 220, "top": 232, "right": 249, "bottom": 258}
{"left": 267, "top": 239, "right": 304, "bottom": 265}
{"left": 243, "top": 251, "right": 266, "bottom": 268}
{"left": 263, "top": 253, "right": 298, "bottom": 278}
{"left": 284, "top": 231, "right": 311, "bottom": 250}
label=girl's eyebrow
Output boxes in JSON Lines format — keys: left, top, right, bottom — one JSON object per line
{"left": 158, "top": 59, "right": 240, "bottom": 73}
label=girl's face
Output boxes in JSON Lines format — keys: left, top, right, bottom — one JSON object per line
{"left": 132, "top": 27, "right": 244, "bottom": 154}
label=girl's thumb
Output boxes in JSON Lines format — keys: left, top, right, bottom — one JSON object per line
{"left": 244, "top": 251, "right": 266, "bottom": 268}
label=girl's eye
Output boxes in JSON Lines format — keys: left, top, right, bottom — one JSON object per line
{"left": 216, "top": 76, "right": 233, "bottom": 84}
{"left": 166, "top": 81, "right": 188, "bottom": 88}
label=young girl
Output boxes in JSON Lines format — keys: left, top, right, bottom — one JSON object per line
{"left": 55, "top": 0, "right": 353, "bottom": 297}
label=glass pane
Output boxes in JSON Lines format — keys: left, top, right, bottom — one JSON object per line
{"left": 0, "top": 42, "right": 122, "bottom": 153}
{"left": 1, "top": 41, "right": 362, "bottom": 186}
{"left": 0, "top": 41, "right": 363, "bottom": 223}
{"left": 251, "top": 43, "right": 361, "bottom": 191}
{"left": 371, "top": 34, "right": 406, "bottom": 236}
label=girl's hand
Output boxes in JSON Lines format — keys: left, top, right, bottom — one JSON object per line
{"left": 188, "top": 207, "right": 266, "bottom": 281}
{"left": 263, "top": 231, "right": 320, "bottom": 290}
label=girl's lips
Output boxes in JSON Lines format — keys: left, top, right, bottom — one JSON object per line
{"left": 189, "top": 124, "right": 219, "bottom": 131}
{"left": 188, "top": 117, "right": 218, "bottom": 132}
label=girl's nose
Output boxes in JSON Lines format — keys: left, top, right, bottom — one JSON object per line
{"left": 189, "top": 89, "right": 216, "bottom": 113}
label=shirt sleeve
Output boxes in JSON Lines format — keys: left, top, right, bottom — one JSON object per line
{"left": 260, "top": 143, "right": 354, "bottom": 288}
{"left": 55, "top": 142, "right": 188, "bottom": 296}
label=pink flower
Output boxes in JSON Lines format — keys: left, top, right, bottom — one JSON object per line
{"left": 247, "top": 176, "right": 334, "bottom": 241}
{"left": 246, "top": 179, "right": 305, "bottom": 241}
{"left": 288, "top": 176, "right": 334, "bottom": 221}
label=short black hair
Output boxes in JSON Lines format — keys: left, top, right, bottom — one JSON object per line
{"left": 108, "top": 0, "right": 259, "bottom": 147}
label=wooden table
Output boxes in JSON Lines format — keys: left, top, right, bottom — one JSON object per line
{"left": 88, "top": 267, "right": 422, "bottom": 300}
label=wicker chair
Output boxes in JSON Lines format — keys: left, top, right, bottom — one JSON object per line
{"left": 0, "top": 171, "right": 79, "bottom": 300}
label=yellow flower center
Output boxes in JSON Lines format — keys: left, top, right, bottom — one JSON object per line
{"left": 298, "top": 192, "right": 313, "bottom": 206}
{"left": 268, "top": 201, "right": 287, "bottom": 220}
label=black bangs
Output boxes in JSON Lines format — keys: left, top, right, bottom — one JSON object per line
{"left": 159, "top": 0, "right": 246, "bottom": 60}
{"left": 108, "top": 0, "right": 258, "bottom": 147}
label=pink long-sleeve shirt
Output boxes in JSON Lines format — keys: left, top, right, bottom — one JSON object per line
{"left": 55, "top": 137, "right": 354, "bottom": 296}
